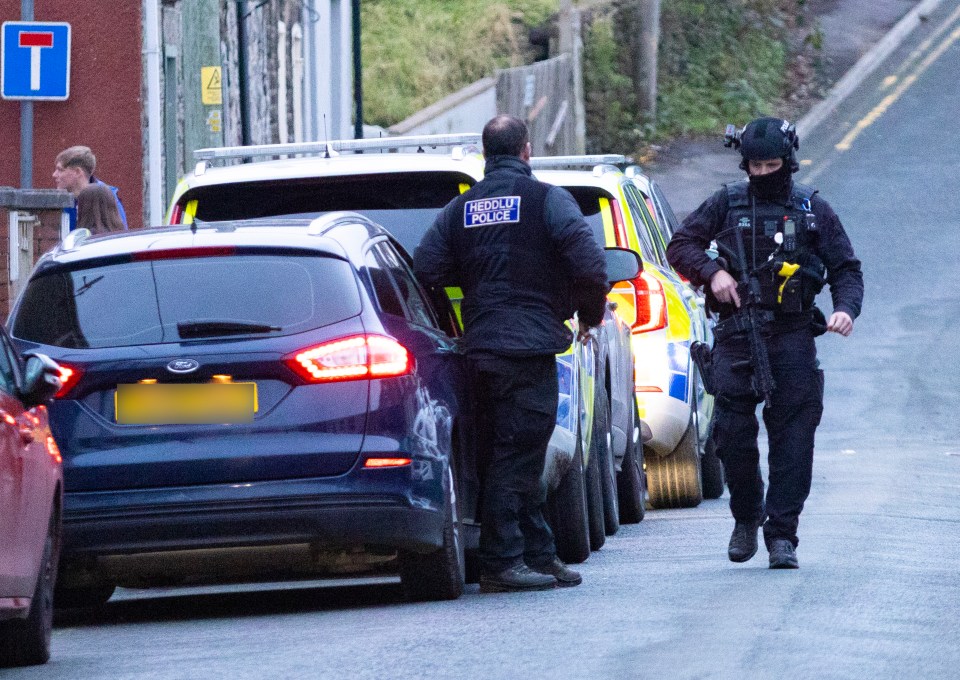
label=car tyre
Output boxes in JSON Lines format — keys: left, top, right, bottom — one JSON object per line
{"left": 548, "top": 426, "right": 591, "bottom": 564}
{"left": 646, "top": 418, "right": 704, "bottom": 509}
{"left": 0, "top": 502, "right": 60, "bottom": 668}
{"left": 700, "top": 436, "right": 725, "bottom": 500}
{"left": 398, "top": 464, "right": 465, "bottom": 602}
{"left": 594, "top": 382, "right": 620, "bottom": 536}
{"left": 617, "top": 397, "right": 646, "bottom": 524}
{"left": 584, "top": 419, "right": 606, "bottom": 551}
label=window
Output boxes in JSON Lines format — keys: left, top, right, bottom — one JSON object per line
{"left": 364, "top": 242, "right": 437, "bottom": 328}
{"left": 0, "top": 331, "right": 17, "bottom": 394}
{"left": 377, "top": 243, "right": 436, "bottom": 328}
{"left": 13, "top": 253, "right": 362, "bottom": 349}
{"left": 623, "top": 183, "right": 667, "bottom": 268}
{"left": 363, "top": 248, "right": 406, "bottom": 318}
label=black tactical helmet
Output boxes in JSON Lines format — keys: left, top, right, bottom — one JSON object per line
{"left": 731, "top": 117, "right": 800, "bottom": 172}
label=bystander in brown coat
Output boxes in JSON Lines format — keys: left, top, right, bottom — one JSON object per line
{"left": 77, "top": 184, "right": 125, "bottom": 234}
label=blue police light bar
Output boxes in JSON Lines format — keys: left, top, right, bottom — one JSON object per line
{"left": 529, "top": 155, "right": 628, "bottom": 169}
{"left": 194, "top": 133, "right": 484, "bottom": 163}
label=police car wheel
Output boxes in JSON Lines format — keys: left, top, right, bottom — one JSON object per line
{"left": 617, "top": 396, "right": 646, "bottom": 524}
{"left": 700, "top": 437, "right": 725, "bottom": 500}
{"left": 585, "top": 424, "right": 606, "bottom": 552}
{"left": 548, "top": 427, "right": 591, "bottom": 565}
{"left": 646, "top": 420, "right": 704, "bottom": 509}
{"left": 594, "top": 382, "right": 620, "bottom": 536}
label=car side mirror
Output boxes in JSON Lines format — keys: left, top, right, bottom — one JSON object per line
{"left": 20, "top": 353, "right": 62, "bottom": 408}
{"left": 605, "top": 247, "right": 642, "bottom": 285}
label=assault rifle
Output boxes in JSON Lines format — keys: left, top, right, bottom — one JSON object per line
{"left": 712, "top": 227, "right": 777, "bottom": 407}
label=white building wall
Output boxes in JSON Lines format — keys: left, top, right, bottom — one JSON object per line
{"left": 303, "top": 0, "right": 354, "bottom": 141}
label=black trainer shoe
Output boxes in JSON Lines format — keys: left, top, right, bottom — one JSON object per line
{"left": 728, "top": 516, "right": 764, "bottom": 563}
{"left": 528, "top": 557, "right": 582, "bottom": 588}
{"left": 479, "top": 564, "right": 557, "bottom": 593}
{"left": 768, "top": 539, "right": 799, "bottom": 569}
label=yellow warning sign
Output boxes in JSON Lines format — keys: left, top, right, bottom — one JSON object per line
{"left": 201, "top": 66, "right": 222, "bottom": 105}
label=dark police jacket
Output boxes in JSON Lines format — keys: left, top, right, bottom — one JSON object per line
{"left": 666, "top": 181, "right": 863, "bottom": 323}
{"left": 413, "top": 155, "right": 608, "bottom": 356}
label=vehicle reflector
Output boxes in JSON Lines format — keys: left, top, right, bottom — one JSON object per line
{"left": 55, "top": 364, "right": 82, "bottom": 398}
{"left": 46, "top": 436, "right": 62, "bottom": 464}
{"left": 364, "top": 457, "right": 412, "bottom": 468}
{"left": 285, "top": 335, "right": 412, "bottom": 383}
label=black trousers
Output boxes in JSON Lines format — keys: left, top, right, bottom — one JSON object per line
{"left": 711, "top": 326, "right": 824, "bottom": 548}
{"left": 471, "top": 353, "right": 558, "bottom": 574}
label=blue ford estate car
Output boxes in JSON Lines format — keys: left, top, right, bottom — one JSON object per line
{"left": 8, "top": 214, "right": 476, "bottom": 604}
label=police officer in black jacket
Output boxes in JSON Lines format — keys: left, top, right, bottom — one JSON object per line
{"left": 666, "top": 117, "right": 863, "bottom": 569}
{"left": 414, "top": 115, "right": 608, "bottom": 592}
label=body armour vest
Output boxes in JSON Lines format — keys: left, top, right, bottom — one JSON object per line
{"left": 716, "top": 181, "right": 826, "bottom": 314}
{"left": 449, "top": 174, "right": 574, "bottom": 354}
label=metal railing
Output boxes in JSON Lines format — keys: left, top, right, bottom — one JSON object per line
{"left": 193, "top": 133, "right": 484, "bottom": 164}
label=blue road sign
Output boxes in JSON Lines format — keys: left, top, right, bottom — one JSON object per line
{"left": 1, "top": 21, "right": 71, "bottom": 101}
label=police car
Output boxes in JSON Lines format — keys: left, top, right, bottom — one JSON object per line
{"left": 165, "top": 134, "right": 640, "bottom": 562}
{"left": 532, "top": 157, "right": 721, "bottom": 509}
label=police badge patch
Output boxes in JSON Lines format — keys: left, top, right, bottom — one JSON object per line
{"left": 464, "top": 196, "right": 521, "bottom": 228}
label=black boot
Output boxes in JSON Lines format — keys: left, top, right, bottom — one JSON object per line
{"left": 728, "top": 516, "right": 764, "bottom": 563}
{"left": 768, "top": 539, "right": 799, "bottom": 569}
{"left": 479, "top": 564, "right": 557, "bottom": 593}
{"left": 528, "top": 557, "right": 582, "bottom": 587}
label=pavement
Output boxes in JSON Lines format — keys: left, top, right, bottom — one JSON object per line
{"left": 646, "top": 0, "right": 932, "bottom": 219}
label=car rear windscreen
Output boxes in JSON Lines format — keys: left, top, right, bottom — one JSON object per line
{"left": 187, "top": 172, "right": 471, "bottom": 222}
{"left": 12, "top": 254, "right": 362, "bottom": 349}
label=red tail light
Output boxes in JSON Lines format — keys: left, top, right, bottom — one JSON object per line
{"left": 609, "top": 198, "right": 630, "bottom": 247}
{"left": 633, "top": 272, "right": 667, "bottom": 333}
{"left": 285, "top": 335, "right": 412, "bottom": 383}
{"left": 133, "top": 246, "right": 236, "bottom": 261}
{"left": 55, "top": 364, "right": 83, "bottom": 398}
{"left": 169, "top": 203, "right": 184, "bottom": 225}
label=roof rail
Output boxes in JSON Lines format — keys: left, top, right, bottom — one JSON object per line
{"left": 529, "top": 154, "right": 628, "bottom": 169}
{"left": 58, "top": 227, "right": 92, "bottom": 253}
{"left": 623, "top": 164, "right": 646, "bottom": 178}
{"left": 193, "top": 133, "right": 483, "bottom": 164}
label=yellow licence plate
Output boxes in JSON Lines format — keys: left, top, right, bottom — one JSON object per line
{"left": 115, "top": 383, "right": 258, "bottom": 425}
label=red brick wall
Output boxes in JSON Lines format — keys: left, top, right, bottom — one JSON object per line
{"left": 0, "top": 1, "right": 144, "bottom": 227}
{"left": 0, "top": 205, "right": 64, "bottom": 318}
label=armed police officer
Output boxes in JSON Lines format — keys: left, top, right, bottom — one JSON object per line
{"left": 666, "top": 117, "right": 863, "bottom": 569}
{"left": 414, "top": 115, "right": 608, "bottom": 592}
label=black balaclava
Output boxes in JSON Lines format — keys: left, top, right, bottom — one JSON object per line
{"left": 749, "top": 161, "right": 792, "bottom": 201}
{"left": 736, "top": 117, "right": 800, "bottom": 201}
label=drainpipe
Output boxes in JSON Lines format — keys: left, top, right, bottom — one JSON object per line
{"left": 352, "top": 0, "right": 363, "bottom": 139}
{"left": 144, "top": 0, "right": 163, "bottom": 225}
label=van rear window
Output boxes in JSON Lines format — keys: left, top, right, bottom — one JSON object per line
{"left": 12, "top": 254, "right": 361, "bottom": 349}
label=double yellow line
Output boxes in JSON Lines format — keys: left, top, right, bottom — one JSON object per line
{"left": 835, "top": 4, "right": 960, "bottom": 152}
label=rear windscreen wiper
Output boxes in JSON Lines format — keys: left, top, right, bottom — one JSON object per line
{"left": 177, "top": 320, "right": 282, "bottom": 339}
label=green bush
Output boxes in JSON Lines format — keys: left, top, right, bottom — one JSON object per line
{"left": 583, "top": 0, "right": 803, "bottom": 151}
{"left": 361, "top": 0, "right": 557, "bottom": 127}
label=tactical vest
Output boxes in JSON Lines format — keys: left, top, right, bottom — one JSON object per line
{"left": 449, "top": 173, "right": 575, "bottom": 354}
{"left": 716, "top": 181, "right": 826, "bottom": 314}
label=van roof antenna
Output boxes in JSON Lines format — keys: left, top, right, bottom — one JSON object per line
{"left": 322, "top": 114, "right": 332, "bottom": 158}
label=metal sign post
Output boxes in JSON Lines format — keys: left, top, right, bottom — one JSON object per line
{"left": 1, "top": 1, "right": 72, "bottom": 188}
